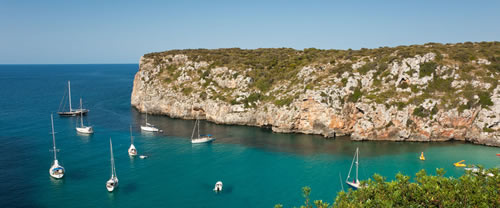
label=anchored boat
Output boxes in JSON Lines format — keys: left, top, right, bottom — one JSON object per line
{"left": 75, "top": 98, "right": 93, "bottom": 134}
{"left": 213, "top": 181, "right": 223, "bottom": 192}
{"left": 346, "top": 147, "right": 362, "bottom": 189}
{"left": 106, "top": 138, "right": 119, "bottom": 192}
{"left": 191, "top": 118, "right": 215, "bottom": 144}
{"left": 49, "top": 114, "right": 65, "bottom": 179}
{"left": 128, "top": 125, "right": 137, "bottom": 156}
{"left": 57, "top": 81, "right": 89, "bottom": 116}
{"left": 140, "top": 110, "right": 160, "bottom": 132}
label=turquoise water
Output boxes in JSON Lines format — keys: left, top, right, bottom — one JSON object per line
{"left": 0, "top": 64, "right": 498, "bottom": 208}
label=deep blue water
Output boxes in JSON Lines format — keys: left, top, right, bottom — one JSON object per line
{"left": 0, "top": 64, "right": 498, "bottom": 208}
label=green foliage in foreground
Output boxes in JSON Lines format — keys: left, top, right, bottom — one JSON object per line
{"left": 276, "top": 168, "right": 499, "bottom": 208}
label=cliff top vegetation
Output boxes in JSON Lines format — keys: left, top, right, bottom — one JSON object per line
{"left": 141, "top": 42, "right": 499, "bottom": 113}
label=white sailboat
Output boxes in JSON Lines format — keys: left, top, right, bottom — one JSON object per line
{"left": 76, "top": 98, "right": 93, "bottom": 134}
{"left": 140, "top": 110, "right": 159, "bottom": 132}
{"left": 213, "top": 181, "right": 223, "bottom": 192}
{"left": 128, "top": 125, "right": 137, "bottom": 156}
{"left": 49, "top": 114, "right": 65, "bottom": 179}
{"left": 57, "top": 80, "right": 89, "bottom": 116}
{"left": 191, "top": 118, "right": 215, "bottom": 144}
{"left": 106, "top": 138, "right": 119, "bottom": 192}
{"left": 346, "top": 147, "right": 362, "bottom": 189}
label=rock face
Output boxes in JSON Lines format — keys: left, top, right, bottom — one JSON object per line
{"left": 132, "top": 44, "right": 500, "bottom": 147}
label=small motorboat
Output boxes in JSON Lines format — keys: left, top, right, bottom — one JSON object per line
{"left": 419, "top": 152, "right": 425, "bottom": 161}
{"left": 139, "top": 155, "right": 148, "bottom": 159}
{"left": 454, "top": 160, "right": 466, "bottom": 167}
{"left": 213, "top": 181, "right": 223, "bottom": 192}
{"left": 496, "top": 153, "right": 500, "bottom": 157}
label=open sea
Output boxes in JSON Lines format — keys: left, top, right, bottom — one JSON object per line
{"left": 0, "top": 64, "right": 498, "bottom": 208}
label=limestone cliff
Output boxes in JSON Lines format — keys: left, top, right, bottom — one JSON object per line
{"left": 131, "top": 42, "right": 500, "bottom": 146}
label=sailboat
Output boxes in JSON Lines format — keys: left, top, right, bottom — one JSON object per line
{"left": 49, "top": 114, "right": 65, "bottom": 179}
{"left": 191, "top": 118, "right": 215, "bottom": 144}
{"left": 346, "top": 147, "right": 362, "bottom": 189}
{"left": 106, "top": 138, "right": 119, "bottom": 192}
{"left": 213, "top": 181, "right": 223, "bottom": 192}
{"left": 128, "top": 125, "right": 137, "bottom": 156}
{"left": 57, "top": 81, "right": 89, "bottom": 116}
{"left": 76, "top": 98, "right": 93, "bottom": 134}
{"left": 140, "top": 110, "right": 159, "bottom": 132}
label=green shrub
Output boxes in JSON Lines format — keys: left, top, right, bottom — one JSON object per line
{"left": 392, "top": 101, "right": 408, "bottom": 110}
{"left": 483, "top": 127, "right": 494, "bottom": 133}
{"left": 348, "top": 88, "right": 362, "bottom": 102}
{"left": 277, "top": 168, "right": 500, "bottom": 208}
{"left": 182, "top": 87, "right": 193, "bottom": 96}
{"left": 341, "top": 78, "right": 348, "bottom": 86}
{"left": 246, "top": 92, "right": 262, "bottom": 103}
{"left": 478, "top": 91, "right": 493, "bottom": 107}
{"left": 419, "top": 61, "right": 437, "bottom": 77}
{"left": 413, "top": 106, "right": 428, "bottom": 117}
{"left": 358, "top": 62, "right": 377, "bottom": 74}
{"left": 274, "top": 97, "right": 294, "bottom": 107}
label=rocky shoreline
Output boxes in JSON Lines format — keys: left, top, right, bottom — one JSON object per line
{"left": 131, "top": 45, "right": 500, "bottom": 147}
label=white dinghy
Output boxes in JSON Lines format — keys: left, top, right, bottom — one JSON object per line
{"left": 191, "top": 118, "right": 215, "bottom": 144}
{"left": 75, "top": 98, "right": 93, "bottom": 134}
{"left": 213, "top": 181, "right": 223, "bottom": 192}
{"left": 128, "top": 125, "right": 137, "bottom": 156}
{"left": 49, "top": 114, "right": 65, "bottom": 179}
{"left": 106, "top": 138, "right": 119, "bottom": 192}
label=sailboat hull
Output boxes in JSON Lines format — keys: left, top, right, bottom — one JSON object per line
{"left": 49, "top": 162, "right": 65, "bottom": 179}
{"left": 141, "top": 125, "right": 159, "bottom": 132}
{"left": 76, "top": 126, "right": 93, "bottom": 134}
{"left": 128, "top": 145, "right": 137, "bottom": 156}
{"left": 346, "top": 181, "right": 360, "bottom": 190}
{"left": 58, "top": 109, "right": 89, "bottom": 116}
{"left": 191, "top": 136, "right": 215, "bottom": 144}
{"left": 106, "top": 178, "right": 119, "bottom": 192}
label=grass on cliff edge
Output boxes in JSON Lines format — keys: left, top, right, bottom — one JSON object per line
{"left": 275, "top": 167, "right": 499, "bottom": 208}
{"left": 145, "top": 42, "right": 500, "bottom": 108}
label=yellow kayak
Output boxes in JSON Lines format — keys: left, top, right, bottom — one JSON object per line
{"left": 454, "top": 160, "right": 466, "bottom": 167}
{"left": 419, "top": 152, "right": 425, "bottom": 161}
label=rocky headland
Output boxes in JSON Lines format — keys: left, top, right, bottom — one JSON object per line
{"left": 131, "top": 42, "right": 500, "bottom": 146}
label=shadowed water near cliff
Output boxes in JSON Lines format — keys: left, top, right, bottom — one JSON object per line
{"left": 0, "top": 65, "right": 498, "bottom": 208}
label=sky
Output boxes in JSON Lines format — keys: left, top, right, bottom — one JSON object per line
{"left": 1, "top": 0, "right": 499, "bottom": 64}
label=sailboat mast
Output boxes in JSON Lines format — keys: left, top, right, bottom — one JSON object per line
{"left": 190, "top": 119, "right": 197, "bottom": 140}
{"left": 68, "top": 81, "right": 72, "bottom": 112}
{"left": 80, "top": 98, "right": 84, "bottom": 127}
{"left": 355, "top": 148, "right": 359, "bottom": 182}
{"left": 110, "top": 138, "right": 115, "bottom": 177}
{"left": 51, "top": 114, "right": 57, "bottom": 160}
{"left": 130, "top": 125, "right": 133, "bottom": 144}
{"left": 197, "top": 118, "right": 200, "bottom": 138}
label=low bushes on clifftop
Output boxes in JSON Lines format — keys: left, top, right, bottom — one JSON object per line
{"left": 275, "top": 167, "right": 499, "bottom": 208}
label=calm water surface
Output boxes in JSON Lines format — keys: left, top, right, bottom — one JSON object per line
{"left": 0, "top": 64, "right": 498, "bottom": 208}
